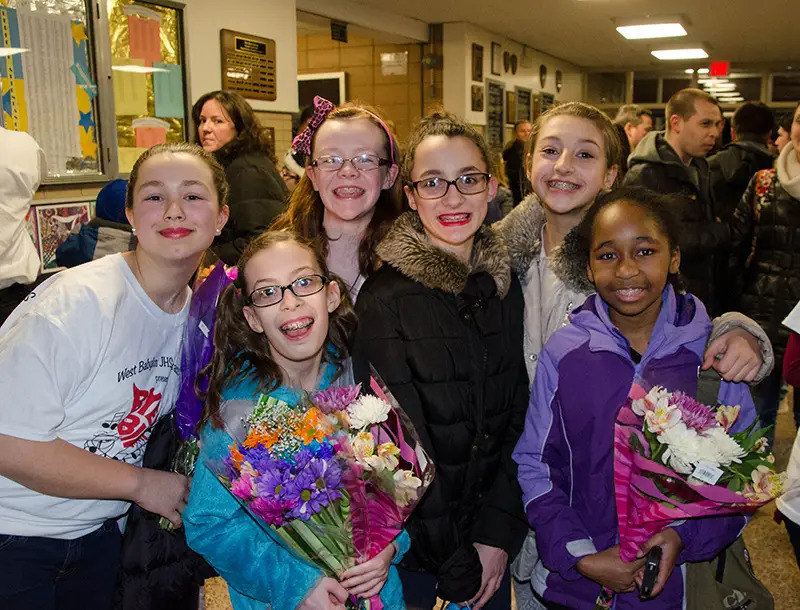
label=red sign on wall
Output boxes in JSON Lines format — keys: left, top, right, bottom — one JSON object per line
{"left": 710, "top": 61, "right": 730, "bottom": 77}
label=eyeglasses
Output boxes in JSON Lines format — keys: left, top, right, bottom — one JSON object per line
{"left": 310, "top": 153, "right": 392, "bottom": 172}
{"left": 246, "top": 275, "right": 328, "bottom": 308}
{"left": 409, "top": 173, "right": 491, "bottom": 200}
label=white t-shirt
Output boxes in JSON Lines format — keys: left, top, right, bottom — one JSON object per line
{"left": 0, "top": 127, "right": 46, "bottom": 289}
{"left": 0, "top": 254, "right": 189, "bottom": 539}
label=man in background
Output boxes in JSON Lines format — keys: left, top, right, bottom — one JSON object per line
{"left": 613, "top": 104, "right": 653, "bottom": 172}
{"left": 624, "top": 88, "right": 728, "bottom": 314}
{"left": 709, "top": 101, "right": 776, "bottom": 221}
{"left": 502, "top": 119, "right": 532, "bottom": 206}
{"left": 0, "top": 127, "right": 46, "bottom": 325}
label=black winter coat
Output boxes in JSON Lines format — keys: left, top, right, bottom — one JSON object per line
{"left": 729, "top": 168, "right": 800, "bottom": 362}
{"left": 113, "top": 414, "right": 214, "bottom": 610}
{"left": 709, "top": 139, "right": 775, "bottom": 221}
{"left": 624, "top": 131, "right": 730, "bottom": 314}
{"left": 352, "top": 211, "right": 529, "bottom": 603}
{"left": 212, "top": 149, "right": 288, "bottom": 265}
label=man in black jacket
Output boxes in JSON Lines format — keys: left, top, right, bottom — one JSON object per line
{"left": 502, "top": 120, "right": 532, "bottom": 206}
{"left": 613, "top": 104, "right": 653, "bottom": 173}
{"left": 709, "top": 101, "right": 776, "bottom": 221}
{"left": 624, "top": 88, "right": 728, "bottom": 314}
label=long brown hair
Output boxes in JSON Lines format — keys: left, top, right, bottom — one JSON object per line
{"left": 198, "top": 230, "right": 357, "bottom": 429}
{"left": 270, "top": 102, "right": 403, "bottom": 277}
{"left": 191, "top": 90, "right": 277, "bottom": 165}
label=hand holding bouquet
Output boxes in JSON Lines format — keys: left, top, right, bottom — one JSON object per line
{"left": 614, "top": 384, "right": 784, "bottom": 562}
{"left": 209, "top": 375, "right": 434, "bottom": 609}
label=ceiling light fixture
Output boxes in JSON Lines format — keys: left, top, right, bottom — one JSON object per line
{"left": 698, "top": 78, "right": 729, "bottom": 85}
{"left": 0, "top": 47, "right": 28, "bottom": 57}
{"left": 684, "top": 68, "right": 695, "bottom": 74}
{"left": 617, "top": 23, "right": 687, "bottom": 40}
{"left": 703, "top": 83, "right": 736, "bottom": 91}
{"left": 697, "top": 68, "right": 710, "bottom": 74}
{"left": 651, "top": 48, "right": 708, "bottom": 60}
{"left": 714, "top": 91, "right": 741, "bottom": 97}
{"left": 724, "top": 97, "right": 744, "bottom": 103}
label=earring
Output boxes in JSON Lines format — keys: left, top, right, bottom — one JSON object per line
{"left": 131, "top": 227, "right": 136, "bottom": 234}
{"left": 215, "top": 228, "right": 221, "bottom": 234}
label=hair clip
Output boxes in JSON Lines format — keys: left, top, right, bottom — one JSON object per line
{"left": 291, "top": 96, "right": 335, "bottom": 156}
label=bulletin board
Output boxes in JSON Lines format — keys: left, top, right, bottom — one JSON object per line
{"left": 0, "top": 0, "right": 104, "bottom": 180}
{"left": 486, "top": 80, "right": 505, "bottom": 152}
{"left": 25, "top": 197, "right": 94, "bottom": 274}
{"left": 108, "top": 0, "right": 188, "bottom": 174}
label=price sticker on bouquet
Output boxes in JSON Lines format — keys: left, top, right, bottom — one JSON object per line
{"left": 691, "top": 461, "right": 724, "bottom": 485}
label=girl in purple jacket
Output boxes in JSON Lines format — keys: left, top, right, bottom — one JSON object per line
{"left": 513, "top": 186, "right": 758, "bottom": 610}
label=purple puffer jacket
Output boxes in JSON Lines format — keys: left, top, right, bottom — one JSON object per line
{"left": 513, "top": 286, "right": 756, "bottom": 610}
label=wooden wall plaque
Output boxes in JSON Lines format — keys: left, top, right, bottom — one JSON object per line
{"left": 220, "top": 29, "right": 277, "bottom": 101}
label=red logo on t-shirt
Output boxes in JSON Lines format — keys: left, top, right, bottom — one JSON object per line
{"left": 118, "top": 384, "right": 162, "bottom": 447}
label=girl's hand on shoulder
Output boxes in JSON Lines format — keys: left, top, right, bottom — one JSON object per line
{"left": 576, "top": 545, "right": 644, "bottom": 593}
{"left": 298, "top": 577, "right": 348, "bottom": 610}
{"left": 132, "top": 468, "right": 189, "bottom": 528}
{"left": 634, "top": 527, "right": 684, "bottom": 598}
{"left": 703, "top": 327, "right": 762, "bottom": 382}
{"left": 470, "top": 542, "right": 509, "bottom": 609}
{"left": 338, "top": 541, "right": 395, "bottom": 599}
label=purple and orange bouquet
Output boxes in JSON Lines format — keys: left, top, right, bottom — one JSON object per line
{"left": 613, "top": 384, "right": 784, "bottom": 562}
{"left": 210, "top": 376, "right": 434, "bottom": 609}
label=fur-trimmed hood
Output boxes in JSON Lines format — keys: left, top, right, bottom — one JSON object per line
{"left": 494, "top": 193, "right": 594, "bottom": 294}
{"left": 377, "top": 210, "right": 511, "bottom": 297}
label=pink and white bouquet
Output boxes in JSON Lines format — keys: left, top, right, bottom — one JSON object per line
{"left": 613, "top": 384, "right": 784, "bottom": 562}
{"left": 209, "top": 375, "right": 434, "bottom": 609}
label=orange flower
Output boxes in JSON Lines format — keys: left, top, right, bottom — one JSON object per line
{"left": 244, "top": 426, "right": 282, "bottom": 449}
{"left": 294, "top": 408, "right": 331, "bottom": 444}
{"left": 228, "top": 444, "right": 245, "bottom": 468}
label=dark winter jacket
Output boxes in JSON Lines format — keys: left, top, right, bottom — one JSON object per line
{"left": 352, "top": 211, "right": 529, "bottom": 603}
{"left": 709, "top": 139, "right": 775, "bottom": 221}
{"left": 502, "top": 139, "right": 529, "bottom": 205}
{"left": 624, "top": 131, "right": 729, "bottom": 313}
{"left": 729, "top": 166, "right": 800, "bottom": 362}
{"left": 113, "top": 414, "right": 214, "bottom": 610}
{"left": 615, "top": 123, "right": 631, "bottom": 174}
{"left": 212, "top": 149, "right": 288, "bottom": 266}
{"left": 55, "top": 218, "right": 135, "bottom": 268}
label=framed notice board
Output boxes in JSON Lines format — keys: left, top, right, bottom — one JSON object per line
{"left": 486, "top": 80, "right": 504, "bottom": 151}
{"left": 220, "top": 29, "right": 276, "bottom": 101}
{"left": 516, "top": 86, "right": 532, "bottom": 122}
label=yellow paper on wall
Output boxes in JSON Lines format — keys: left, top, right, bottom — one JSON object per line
{"left": 118, "top": 146, "right": 147, "bottom": 173}
{"left": 112, "top": 59, "right": 148, "bottom": 116}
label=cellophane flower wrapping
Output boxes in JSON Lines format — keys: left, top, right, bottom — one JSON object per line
{"left": 614, "top": 383, "right": 784, "bottom": 562}
{"left": 206, "top": 372, "right": 435, "bottom": 609}
{"left": 175, "top": 259, "right": 237, "bottom": 440}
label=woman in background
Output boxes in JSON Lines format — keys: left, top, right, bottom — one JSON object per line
{"left": 192, "top": 90, "right": 288, "bottom": 265}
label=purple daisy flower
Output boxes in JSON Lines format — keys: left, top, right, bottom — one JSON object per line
{"left": 255, "top": 462, "right": 290, "bottom": 501}
{"left": 285, "top": 457, "right": 344, "bottom": 520}
{"left": 311, "top": 384, "right": 362, "bottom": 414}
{"left": 671, "top": 391, "right": 718, "bottom": 431}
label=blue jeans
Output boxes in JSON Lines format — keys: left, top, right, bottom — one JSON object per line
{"left": 399, "top": 566, "right": 512, "bottom": 609}
{"left": 0, "top": 519, "right": 121, "bottom": 610}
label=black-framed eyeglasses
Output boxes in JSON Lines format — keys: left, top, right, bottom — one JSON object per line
{"left": 246, "top": 275, "right": 328, "bottom": 308}
{"left": 409, "top": 172, "right": 491, "bottom": 200}
{"left": 310, "top": 153, "right": 392, "bottom": 172}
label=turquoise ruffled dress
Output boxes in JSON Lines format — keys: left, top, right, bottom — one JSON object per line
{"left": 184, "top": 360, "right": 409, "bottom": 610}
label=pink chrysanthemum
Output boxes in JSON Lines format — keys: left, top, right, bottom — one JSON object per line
{"left": 670, "top": 392, "right": 718, "bottom": 431}
{"left": 311, "top": 383, "right": 361, "bottom": 414}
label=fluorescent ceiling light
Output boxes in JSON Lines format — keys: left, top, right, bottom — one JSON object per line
{"left": 715, "top": 91, "right": 741, "bottom": 97}
{"left": 684, "top": 68, "right": 695, "bottom": 74}
{"left": 112, "top": 65, "right": 169, "bottom": 74}
{"left": 651, "top": 48, "right": 708, "bottom": 60}
{"left": 724, "top": 97, "right": 744, "bottom": 103}
{"left": 0, "top": 47, "right": 28, "bottom": 57}
{"left": 617, "top": 23, "right": 687, "bottom": 40}
{"left": 697, "top": 68, "right": 710, "bottom": 74}
{"left": 698, "top": 78, "right": 729, "bottom": 85}
{"left": 703, "top": 83, "right": 736, "bottom": 91}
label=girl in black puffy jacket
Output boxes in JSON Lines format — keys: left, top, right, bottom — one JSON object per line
{"left": 353, "top": 112, "right": 529, "bottom": 609}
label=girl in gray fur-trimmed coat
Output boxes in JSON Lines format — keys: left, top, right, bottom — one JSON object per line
{"left": 352, "top": 112, "right": 529, "bottom": 609}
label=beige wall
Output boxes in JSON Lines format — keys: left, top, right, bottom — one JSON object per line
{"left": 297, "top": 33, "right": 423, "bottom": 144}
{"left": 255, "top": 111, "right": 294, "bottom": 166}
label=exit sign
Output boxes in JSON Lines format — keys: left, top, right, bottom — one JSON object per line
{"left": 710, "top": 61, "right": 729, "bottom": 76}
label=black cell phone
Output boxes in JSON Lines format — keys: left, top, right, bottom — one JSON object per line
{"left": 639, "top": 546, "right": 662, "bottom": 598}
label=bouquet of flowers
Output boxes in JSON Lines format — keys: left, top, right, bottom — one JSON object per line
{"left": 613, "top": 383, "right": 784, "bottom": 562}
{"left": 209, "top": 375, "right": 434, "bottom": 609}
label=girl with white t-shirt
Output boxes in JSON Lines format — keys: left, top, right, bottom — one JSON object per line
{"left": 0, "top": 143, "right": 230, "bottom": 609}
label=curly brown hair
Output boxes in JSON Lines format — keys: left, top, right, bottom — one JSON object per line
{"left": 270, "top": 102, "right": 403, "bottom": 277}
{"left": 197, "top": 230, "right": 357, "bottom": 430}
